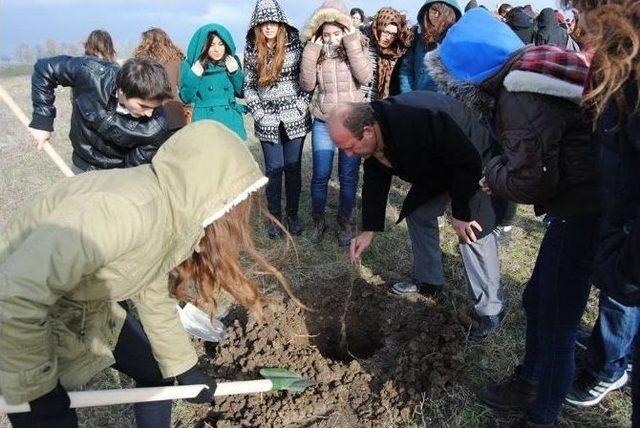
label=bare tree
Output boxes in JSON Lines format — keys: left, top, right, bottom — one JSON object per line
{"left": 13, "top": 43, "right": 34, "bottom": 64}
{"left": 45, "top": 38, "right": 60, "bottom": 56}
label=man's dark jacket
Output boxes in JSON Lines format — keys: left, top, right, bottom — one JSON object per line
{"left": 363, "top": 91, "right": 495, "bottom": 236}
{"left": 592, "top": 84, "right": 640, "bottom": 306}
{"left": 30, "top": 56, "right": 171, "bottom": 171}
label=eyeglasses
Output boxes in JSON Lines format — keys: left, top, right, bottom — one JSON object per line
{"left": 380, "top": 29, "right": 398, "bottom": 39}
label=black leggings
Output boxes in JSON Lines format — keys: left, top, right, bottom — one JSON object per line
{"left": 9, "top": 310, "right": 173, "bottom": 428}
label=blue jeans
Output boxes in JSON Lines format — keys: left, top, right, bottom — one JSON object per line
{"left": 521, "top": 215, "right": 599, "bottom": 425}
{"left": 310, "top": 119, "right": 360, "bottom": 219}
{"left": 585, "top": 292, "right": 639, "bottom": 381}
{"left": 260, "top": 124, "right": 305, "bottom": 217}
{"left": 633, "top": 335, "right": 640, "bottom": 428}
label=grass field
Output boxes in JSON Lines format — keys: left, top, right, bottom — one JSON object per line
{"left": 0, "top": 74, "right": 632, "bottom": 427}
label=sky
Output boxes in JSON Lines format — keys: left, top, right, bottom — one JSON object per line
{"left": 0, "top": 0, "right": 564, "bottom": 59}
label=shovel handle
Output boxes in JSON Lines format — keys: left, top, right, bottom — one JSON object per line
{"left": 0, "top": 380, "right": 274, "bottom": 414}
{"left": 0, "top": 84, "right": 74, "bottom": 177}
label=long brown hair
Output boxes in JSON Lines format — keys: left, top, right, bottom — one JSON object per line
{"left": 254, "top": 23, "right": 287, "bottom": 87}
{"left": 571, "top": 0, "right": 640, "bottom": 119}
{"left": 132, "top": 28, "right": 185, "bottom": 64}
{"left": 569, "top": 9, "right": 586, "bottom": 48}
{"left": 423, "top": 3, "right": 458, "bottom": 48}
{"left": 171, "top": 193, "right": 303, "bottom": 316}
{"left": 84, "top": 29, "right": 116, "bottom": 62}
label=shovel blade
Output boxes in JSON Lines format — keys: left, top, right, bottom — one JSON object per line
{"left": 259, "top": 368, "right": 316, "bottom": 392}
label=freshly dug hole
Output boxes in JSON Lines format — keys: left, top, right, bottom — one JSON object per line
{"left": 201, "top": 278, "right": 468, "bottom": 427}
{"left": 307, "top": 279, "right": 384, "bottom": 363}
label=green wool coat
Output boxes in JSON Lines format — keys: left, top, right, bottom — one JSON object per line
{"left": 0, "top": 121, "right": 267, "bottom": 404}
{"left": 180, "top": 24, "right": 247, "bottom": 141}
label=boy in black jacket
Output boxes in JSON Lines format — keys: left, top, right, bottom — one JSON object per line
{"left": 28, "top": 56, "right": 178, "bottom": 172}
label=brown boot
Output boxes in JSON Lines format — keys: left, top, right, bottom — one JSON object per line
{"left": 337, "top": 216, "right": 355, "bottom": 247}
{"left": 309, "top": 213, "right": 326, "bottom": 244}
{"left": 477, "top": 366, "right": 537, "bottom": 411}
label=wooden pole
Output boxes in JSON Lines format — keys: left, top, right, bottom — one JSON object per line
{"left": 0, "top": 84, "right": 74, "bottom": 177}
{"left": 0, "top": 380, "right": 274, "bottom": 414}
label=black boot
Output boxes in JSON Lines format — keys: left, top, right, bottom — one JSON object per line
{"left": 309, "top": 213, "right": 326, "bottom": 244}
{"left": 286, "top": 214, "right": 302, "bottom": 236}
{"left": 337, "top": 216, "right": 355, "bottom": 247}
{"left": 267, "top": 214, "right": 283, "bottom": 240}
{"left": 477, "top": 366, "right": 537, "bottom": 411}
{"left": 508, "top": 417, "right": 555, "bottom": 427}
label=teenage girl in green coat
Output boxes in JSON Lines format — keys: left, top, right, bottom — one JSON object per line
{"left": 180, "top": 24, "right": 247, "bottom": 141}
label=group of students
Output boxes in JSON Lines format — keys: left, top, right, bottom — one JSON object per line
{"left": 494, "top": 2, "right": 585, "bottom": 49}
{"left": 0, "top": 0, "right": 639, "bottom": 427}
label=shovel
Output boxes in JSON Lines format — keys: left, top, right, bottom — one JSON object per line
{"left": 0, "top": 368, "right": 315, "bottom": 414}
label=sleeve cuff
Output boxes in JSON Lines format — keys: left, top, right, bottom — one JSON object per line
{"left": 450, "top": 197, "right": 472, "bottom": 222}
{"left": 29, "top": 114, "right": 54, "bottom": 132}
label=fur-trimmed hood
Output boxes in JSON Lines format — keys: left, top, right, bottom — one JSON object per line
{"left": 300, "top": 0, "right": 352, "bottom": 43}
{"left": 427, "top": 46, "right": 587, "bottom": 115}
{"left": 422, "top": 8, "right": 588, "bottom": 115}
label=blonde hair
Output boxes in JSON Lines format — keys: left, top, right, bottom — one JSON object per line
{"left": 171, "top": 193, "right": 304, "bottom": 316}
{"left": 573, "top": 0, "right": 640, "bottom": 119}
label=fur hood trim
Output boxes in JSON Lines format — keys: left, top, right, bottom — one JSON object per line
{"left": 425, "top": 48, "right": 495, "bottom": 114}
{"left": 503, "top": 70, "right": 584, "bottom": 104}
{"left": 300, "top": 1, "right": 352, "bottom": 43}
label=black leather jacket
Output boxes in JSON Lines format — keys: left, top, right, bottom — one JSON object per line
{"left": 30, "top": 56, "right": 171, "bottom": 171}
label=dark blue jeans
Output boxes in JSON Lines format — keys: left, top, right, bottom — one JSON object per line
{"left": 633, "top": 335, "right": 640, "bottom": 427}
{"left": 521, "top": 215, "right": 599, "bottom": 425}
{"left": 585, "top": 292, "right": 639, "bottom": 382}
{"left": 8, "top": 310, "right": 174, "bottom": 428}
{"left": 260, "top": 124, "right": 305, "bottom": 218}
{"left": 310, "top": 119, "right": 360, "bottom": 219}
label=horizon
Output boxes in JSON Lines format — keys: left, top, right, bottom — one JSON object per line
{"left": 1, "top": 0, "right": 566, "bottom": 61}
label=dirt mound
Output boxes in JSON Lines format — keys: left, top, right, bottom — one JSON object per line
{"left": 199, "top": 276, "right": 468, "bottom": 427}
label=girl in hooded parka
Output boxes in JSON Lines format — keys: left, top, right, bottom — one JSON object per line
{"left": 534, "top": 8, "right": 569, "bottom": 48}
{"left": 244, "top": 0, "right": 312, "bottom": 239}
{"left": 398, "top": 0, "right": 461, "bottom": 93}
{"left": 180, "top": 24, "right": 247, "bottom": 141}
{"left": 299, "top": 0, "right": 373, "bottom": 246}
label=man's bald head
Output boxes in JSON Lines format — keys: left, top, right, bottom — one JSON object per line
{"left": 327, "top": 102, "right": 379, "bottom": 157}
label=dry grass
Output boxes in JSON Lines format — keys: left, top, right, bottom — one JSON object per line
{"left": 0, "top": 74, "right": 631, "bottom": 427}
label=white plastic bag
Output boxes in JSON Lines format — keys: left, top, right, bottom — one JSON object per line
{"left": 177, "top": 303, "right": 226, "bottom": 342}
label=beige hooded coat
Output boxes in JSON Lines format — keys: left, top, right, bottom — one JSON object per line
{"left": 0, "top": 121, "right": 267, "bottom": 404}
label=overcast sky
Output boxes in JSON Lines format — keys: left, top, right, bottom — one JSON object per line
{"left": 1, "top": 0, "right": 564, "bottom": 58}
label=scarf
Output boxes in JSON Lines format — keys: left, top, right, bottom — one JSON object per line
{"left": 371, "top": 7, "right": 414, "bottom": 98}
{"left": 511, "top": 44, "right": 590, "bottom": 87}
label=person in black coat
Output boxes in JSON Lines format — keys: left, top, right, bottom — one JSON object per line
{"left": 28, "top": 56, "right": 177, "bottom": 172}
{"left": 506, "top": 6, "right": 536, "bottom": 44}
{"left": 565, "top": 82, "right": 640, "bottom": 409}
{"left": 327, "top": 91, "right": 506, "bottom": 339}
{"left": 535, "top": 7, "right": 568, "bottom": 47}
